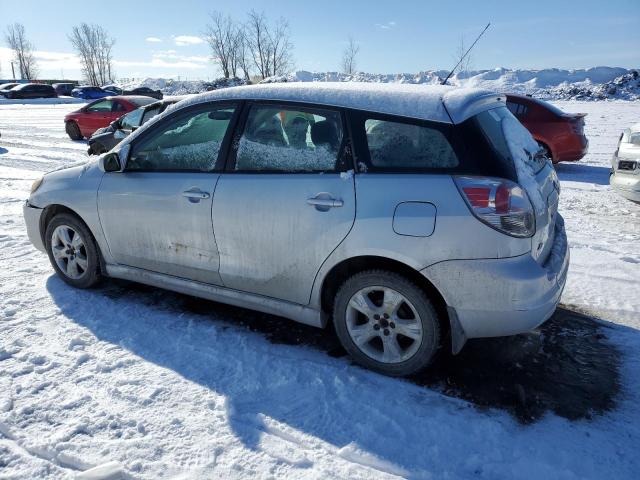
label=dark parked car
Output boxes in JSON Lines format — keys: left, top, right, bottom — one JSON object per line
{"left": 506, "top": 94, "right": 588, "bottom": 163}
{"left": 0, "top": 83, "right": 20, "bottom": 96}
{"left": 64, "top": 96, "right": 157, "bottom": 140}
{"left": 71, "top": 86, "right": 112, "bottom": 100}
{"left": 88, "top": 96, "right": 184, "bottom": 154}
{"left": 3, "top": 83, "right": 57, "bottom": 99}
{"left": 52, "top": 83, "right": 76, "bottom": 96}
{"left": 124, "top": 87, "right": 163, "bottom": 100}
{"left": 103, "top": 85, "right": 163, "bottom": 100}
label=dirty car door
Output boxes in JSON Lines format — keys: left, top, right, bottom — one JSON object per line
{"left": 212, "top": 103, "right": 355, "bottom": 304}
{"left": 97, "top": 103, "right": 238, "bottom": 284}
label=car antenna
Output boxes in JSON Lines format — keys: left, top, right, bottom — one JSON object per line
{"left": 441, "top": 23, "right": 491, "bottom": 86}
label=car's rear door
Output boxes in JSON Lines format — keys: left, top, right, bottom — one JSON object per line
{"left": 97, "top": 102, "right": 239, "bottom": 284}
{"left": 212, "top": 102, "right": 356, "bottom": 304}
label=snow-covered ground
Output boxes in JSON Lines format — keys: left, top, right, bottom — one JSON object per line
{"left": 0, "top": 101, "right": 639, "bottom": 479}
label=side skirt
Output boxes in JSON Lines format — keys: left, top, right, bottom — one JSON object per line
{"left": 105, "top": 264, "right": 325, "bottom": 328}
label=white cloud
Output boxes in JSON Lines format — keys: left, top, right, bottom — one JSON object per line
{"left": 145, "top": 37, "right": 162, "bottom": 43}
{"left": 0, "top": 47, "right": 82, "bottom": 71}
{"left": 375, "top": 21, "right": 397, "bottom": 30}
{"left": 114, "top": 58, "right": 207, "bottom": 70}
{"left": 152, "top": 50, "right": 209, "bottom": 63}
{"left": 173, "top": 35, "right": 205, "bottom": 47}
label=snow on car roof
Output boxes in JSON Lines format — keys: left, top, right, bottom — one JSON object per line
{"left": 176, "top": 82, "right": 504, "bottom": 124}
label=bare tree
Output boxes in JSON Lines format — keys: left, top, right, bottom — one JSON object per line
{"left": 69, "top": 23, "right": 115, "bottom": 85}
{"left": 5, "top": 23, "right": 38, "bottom": 80}
{"left": 245, "top": 11, "right": 293, "bottom": 79}
{"left": 341, "top": 37, "right": 360, "bottom": 75}
{"left": 205, "top": 12, "right": 241, "bottom": 78}
{"left": 268, "top": 17, "right": 293, "bottom": 77}
{"left": 453, "top": 35, "right": 473, "bottom": 76}
{"left": 235, "top": 29, "right": 252, "bottom": 81}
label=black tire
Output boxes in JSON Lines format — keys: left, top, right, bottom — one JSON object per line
{"left": 45, "top": 213, "right": 101, "bottom": 289}
{"left": 333, "top": 270, "right": 441, "bottom": 377}
{"left": 66, "top": 121, "right": 82, "bottom": 141}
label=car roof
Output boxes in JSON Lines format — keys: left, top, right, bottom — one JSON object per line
{"left": 176, "top": 82, "right": 504, "bottom": 124}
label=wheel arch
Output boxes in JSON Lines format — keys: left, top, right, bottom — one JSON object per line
{"left": 39, "top": 204, "right": 106, "bottom": 273}
{"left": 319, "top": 255, "right": 451, "bottom": 344}
{"left": 535, "top": 137, "right": 556, "bottom": 163}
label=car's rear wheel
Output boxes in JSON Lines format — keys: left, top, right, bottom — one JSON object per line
{"left": 45, "top": 213, "right": 101, "bottom": 288}
{"left": 333, "top": 270, "right": 440, "bottom": 376}
{"left": 65, "top": 121, "right": 82, "bottom": 141}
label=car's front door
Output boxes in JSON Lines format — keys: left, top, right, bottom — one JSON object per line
{"left": 212, "top": 102, "right": 356, "bottom": 304}
{"left": 97, "top": 102, "right": 238, "bottom": 284}
{"left": 82, "top": 100, "right": 113, "bottom": 137}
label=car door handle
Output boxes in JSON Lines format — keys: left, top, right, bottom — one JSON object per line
{"left": 307, "top": 194, "right": 343, "bottom": 209}
{"left": 182, "top": 189, "right": 210, "bottom": 200}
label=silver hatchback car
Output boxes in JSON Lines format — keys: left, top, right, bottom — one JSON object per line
{"left": 24, "top": 83, "right": 569, "bottom": 376}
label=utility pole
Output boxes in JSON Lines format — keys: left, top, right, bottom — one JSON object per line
{"left": 11, "top": 62, "right": 16, "bottom": 80}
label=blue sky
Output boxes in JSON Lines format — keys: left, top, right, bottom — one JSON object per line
{"left": 1, "top": 0, "right": 638, "bottom": 80}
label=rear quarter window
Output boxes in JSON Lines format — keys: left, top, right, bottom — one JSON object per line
{"left": 350, "top": 111, "right": 459, "bottom": 172}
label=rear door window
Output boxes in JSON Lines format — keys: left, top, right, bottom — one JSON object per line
{"left": 233, "top": 104, "right": 345, "bottom": 172}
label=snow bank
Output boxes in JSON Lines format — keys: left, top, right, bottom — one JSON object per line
{"left": 262, "top": 67, "right": 640, "bottom": 101}
{"left": 116, "top": 77, "right": 247, "bottom": 96}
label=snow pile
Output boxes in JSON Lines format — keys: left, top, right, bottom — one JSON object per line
{"left": 116, "top": 77, "right": 247, "bottom": 96}
{"left": 537, "top": 70, "right": 640, "bottom": 101}
{"left": 262, "top": 67, "right": 640, "bottom": 101}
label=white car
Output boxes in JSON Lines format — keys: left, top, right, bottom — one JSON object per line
{"left": 610, "top": 123, "right": 640, "bottom": 203}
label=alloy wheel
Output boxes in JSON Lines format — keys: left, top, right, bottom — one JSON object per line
{"left": 345, "top": 286, "right": 424, "bottom": 364}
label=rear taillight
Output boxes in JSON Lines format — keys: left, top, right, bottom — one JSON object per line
{"left": 454, "top": 176, "right": 536, "bottom": 238}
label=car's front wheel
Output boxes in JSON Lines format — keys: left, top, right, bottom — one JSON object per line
{"left": 333, "top": 270, "right": 441, "bottom": 376}
{"left": 65, "top": 121, "right": 82, "bottom": 141}
{"left": 45, "top": 213, "right": 101, "bottom": 288}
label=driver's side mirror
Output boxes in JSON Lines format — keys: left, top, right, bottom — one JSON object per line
{"left": 99, "top": 152, "right": 121, "bottom": 172}
{"left": 110, "top": 119, "right": 120, "bottom": 129}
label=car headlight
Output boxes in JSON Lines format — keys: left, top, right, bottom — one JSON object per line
{"left": 30, "top": 177, "right": 44, "bottom": 193}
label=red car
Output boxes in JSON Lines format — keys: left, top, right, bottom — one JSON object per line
{"left": 506, "top": 94, "right": 588, "bottom": 163}
{"left": 64, "top": 96, "right": 156, "bottom": 140}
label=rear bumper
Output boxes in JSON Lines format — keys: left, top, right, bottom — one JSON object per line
{"left": 23, "top": 202, "right": 46, "bottom": 252}
{"left": 555, "top": 137, "right": 589, "bottom": 163}
{"left": 610, "top": 171, "right": 640, "bottom": 202}
{"left": 421, "top": 215, "right": 569, "bottom": 339}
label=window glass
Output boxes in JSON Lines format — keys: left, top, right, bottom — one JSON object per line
{"left": 506, "top": 101, "right": 528, "bottom": 117}
{"left": 127, "top": 105, "right": 235, "bottom": 171}
{"left": 364, "top": 118, "right": 458, "bottom": 169}
{"left": 112, "top": 102, "right": 127, "bottom": 112}
{"left": 120, "top": 109, "right": 144, "bottom": 130}
{"left": 141, "top": 106, "right": 161, "bottom": 124}
{"left": 629, "top": 132, "right": 640, "bottom": 146}
{"left": 235, "top": 105, "right": 343, "bottom": 172}
{"left": 87, "top": 100, "right": 113, "bottom": 112}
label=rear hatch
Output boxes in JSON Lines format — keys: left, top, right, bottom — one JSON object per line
{"left": 501, "top": 113, "right": 560, "bottom": 265}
